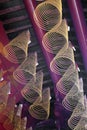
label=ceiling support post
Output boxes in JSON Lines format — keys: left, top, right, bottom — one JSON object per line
{"left": 67, "top": 0, "right": 87, "bottom": 71}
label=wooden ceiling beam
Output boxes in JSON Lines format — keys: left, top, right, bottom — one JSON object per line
{"left": 6, "top": 25, "right": 31, "bottom": 34}
{"left": 3, "top": 15, "right": 28, "bottom": 25}
{"left": 0, "top": 5, "right": 25, "bottom": 15}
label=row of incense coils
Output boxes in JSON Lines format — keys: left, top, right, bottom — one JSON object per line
{"left": 33, "top": 0, "right": 87, "bottom": 130}
{"left": 0, "top": 29, "right": 51, "bottom": 121}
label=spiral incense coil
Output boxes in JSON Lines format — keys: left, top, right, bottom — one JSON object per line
{"left": 56, "top": 64, "right": 79, "bottom": 95}
{"left": 3, "top": 97, "right": 15, "bottom": 121}
{"left": 62, "top": 85, "right": 84, "bottom": 111}
{"left": 68, "top": 101, "right": 85, "bottom": 130}
{"left": 67, "top": 78, "right": 85, "bottom": 129}
{"left": 13, "top": 104, "right": 23, "bottom": 130}
{"left": 3, "top": 97, "right": 15, "bottom": 130}
{"left": 21, "top": 117, "right": 27, "bottom": 130}
{"left": 73, "top": 117, "right": 87, "bottom": 130}
{"left": 50, "top": 44, "right": 75, "bottom": 75}
{"left": 0, "top": 97, "right": 15, "bottom": 130}
{"left": 29, "top": 87, "right": 50, "bottom": 120}
{"left": 21, "top": 71, "right": 43, "bottom": 103}
{"left": 0, "top": 82, "right": 10, "bottom": 113}
{"left": 33, "top": 0, "right": 62, "bottom": 31}
{"left": 3, "top": 30, "right": 30, "bottom": 64}
{"left": 42, "top": 19, "right": 68, "bottom": 54}
{"left": 13, "top": 52, "right": 37, "bottom": 85}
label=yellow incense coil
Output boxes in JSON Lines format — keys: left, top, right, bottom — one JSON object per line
{"left": 68, "top": 78, "right": 85, "bottom": 129}
{"left": 34, "top": 0, "right": 62, "bottom": 31}
{"left": 62, "top": 85, "right": 84, "bottom": 112}
{"left": 21, "top": 70, "right": 43, "bottom": 103}
{"left": 3, "top": 97, "right": 15, "bottom": 122}
{"left": 73, "top": 117, "right": 87, "bottom": 130}
{"left": 56, "top": 64, "right": 79, "bottom": 95}
{"left": 3, "top": 97, "right": 15, "bottom": 130}
{"left": 3, "top": 30, "right": 30, "bottom": 64}
{"left": 50, "top": 44, "right": 75, "bottom": 75}
{"left": 0, "top": 82, "right": 10, "bottom": 113}
{"left": 42, "top": 19, "right": 68, "bottom": 54}
{"left": 68, "top": 93, "right": 87, "bottom": 130}
{"left": 29, "top": 88, "right": 50, "bottom": 120}
{"left": 68, "top": 101, "right": 85, "bottom": 130}
{"left": 13, "top": 52, "right": 37, "bottom": 85}
{"left": 13, "top": 104, "right": 23, "bottom": 130}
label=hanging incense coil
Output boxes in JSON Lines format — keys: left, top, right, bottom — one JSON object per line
{"left": 62, "top": 84, "right": 84, "bottom": 111}
{"left": 71, "top": 96, "right": 87, "bottom": 130}
{"left": 42, "top": 19, "right": 68, "bottom": 54}
{"left": 67, "top": 77, "right": 85, "bottom": 129}
{"left": 13, "top": 52, "right": 37, "bottom": 85}
{"left": 3, "top": 30, "right": 30, "bottom": 64}
{"left": 68, "top": 100, "right": 85, "bottom": 130}
{"left": 50, "top": 43, "right": 75, "bottom": 75}
{"left": 0, "top": 97, "right": 15, "bottom": 130}
{"left": 13, "top": 104, "right": 23, "bottom": 130}
{"left": 29, "top": 88, "right": 50, "bottom": 120}
{"left": 3, "top": 97, "right": 15, "bottom": 121}
{"left": 56, "top": 64, "right": 79, "bottom": 95}
{"left": 3, "top": 97, "right": 15, "bottom": 130}
{"left": 34, "top": 0, "right": 62, "bottom": 31}
{"left": 21, "top": 70, "right": 43, "bottom": 103}
{"left": 73, "top": 117, "right": 87, "bottom": 130}
{"left": 21, "top": 117, "right": 27, "bottom": 130}
{"left": 0, "top": 82, "right": 10, "bottom": 113}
